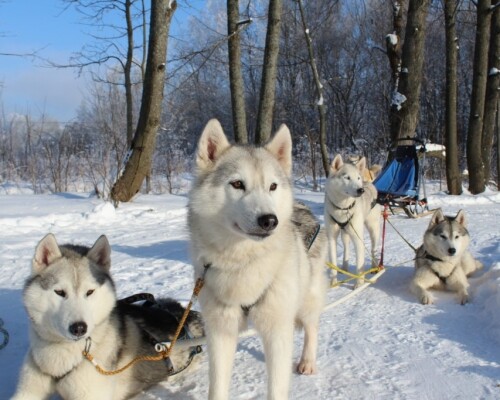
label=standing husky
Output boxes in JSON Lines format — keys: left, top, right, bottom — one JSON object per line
{"left": 410, "top": 209, "right": 483, "bottom": 305}
{"left": 13, "top": 234, "right": 203, "bottom": 400}
{"left": 188, "top": 119, "right": 328, "bottom": 400}
{"left": 324, "top": 154, "right": 381, "bottom": 288}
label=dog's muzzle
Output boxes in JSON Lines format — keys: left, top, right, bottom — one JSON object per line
{"left": 257, "top": 214, "right": 278, "bottom": 231}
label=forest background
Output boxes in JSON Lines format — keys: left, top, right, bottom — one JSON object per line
{"left": 1, "top": 0, "right": 498, "bottom": 199}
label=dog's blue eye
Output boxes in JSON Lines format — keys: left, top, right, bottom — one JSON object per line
{"left": 230, "top": 180, "right": 245, "bottom": 190}
{"left": 86, "top": 289, "right": 95, "bottom": 297}
{"left": 270, "top": 183, "right": 277, "bottom": 191}
{"left": 54, "top": 289, "right": 66, "bottom": 298}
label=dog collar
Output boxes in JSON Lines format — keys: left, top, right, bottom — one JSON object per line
{"left": 329, "top": 198, "right": 356, "bottom": 211}
{"left": 424, "top": 252, "right": 443, "bottom": 262}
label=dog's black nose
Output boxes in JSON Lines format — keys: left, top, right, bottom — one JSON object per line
{"left": 448, "top": 248, "right": 456, "bottom": 255}
{"left": 257, "top": 214, "right": 278, "bottom": 231}
{"left": 69, "top": 321, "right": 88, "bottom": 337}
{"left": 357, "top": 188, "right": 365, "bottom": 195}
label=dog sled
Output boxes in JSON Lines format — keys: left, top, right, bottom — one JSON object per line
{"left": 373, "top": 137, "right": 431, "bottom": 218}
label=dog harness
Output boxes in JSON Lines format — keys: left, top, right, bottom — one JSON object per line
{"left": 423, "top": 252, "right": 457, "bottom": 285}
{"left": 328, "top": 200, "right": 356, "bottom": 229}
{"left": 117, "top": 293, "right": 202, "bottom": 376}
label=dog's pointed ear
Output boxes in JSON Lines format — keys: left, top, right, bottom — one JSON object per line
{"left": 196, "top": 119, "right": 231, "bottom": 170}
{"left": 330, "top": 154, "right": 343, "bottom": 175}
{"left": 429, "top": 208, "right": 445, "bottom": 228}
{"left": 455, "top": 209, "right": 467, "bottom": 227}
{"left": 356, "top": 157, "right": 367, "bottom": 173}
{"left": 265, "top": 124, "right": 292, "bottom": 176}
{"left": 33, "top": 234, "right": 62, "bottom": 273}
{"left": 87, "top": 235, "right": 111, "bottom": 272}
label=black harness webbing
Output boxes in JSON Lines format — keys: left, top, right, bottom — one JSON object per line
{"left": 424, "top": 252, "right": 457, "bottom": 285}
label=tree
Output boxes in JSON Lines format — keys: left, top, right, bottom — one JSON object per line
{"left": 386, "top": 0, "right": 404, "bottom": 93}
{"left": 444, "top": 0, "right": 462, "bottom": 195}
{"left": 111, "top": 0, "right": 176, "bottom": 203}
{"left": 255, "top": 0, "right": 283, "bottom": 145}
{"left": 296, "top": 0, "right": 329, "bottom": 177}
{"left": 481, "top": 0, "right": 500, "bottom": 184}
{"left": 466, "top": 0, "right": 492, "bottom": 194}
{"left": 389, "top": 0, "right": 431, "bottom": 142}
{"left": 227, "top": 0, "right": 249, "bottom": 144}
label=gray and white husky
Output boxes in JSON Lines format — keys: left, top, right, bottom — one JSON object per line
{"left": 324, "top": 154, "right": 381, "bottom": 288}
{"left": 188, "top": 119, "right": 328, "bottom": 400}
{"left": 410, "top": 209, "right": 483, "bottom": 305}
{"left": 13, "top": 234, "right": 203, "bottom": 400}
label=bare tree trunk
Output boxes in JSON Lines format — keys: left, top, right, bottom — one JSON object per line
{"left": 386, "top": 0, "right": 404, "bottom": 90}
{"left": 255, "top": 0, "right": 282, "bottom": 145}
{"left": 481, "top": 1, "right": 500, "bottom": 184}
{"left": 111, "top": 0, "right": 176, "bottom": 203}
{"left": 444, "top": 0, "right": 462, "bottom": 195}
{"left": 467, "top": 0, "right": 492, "bottom": 194}
{"left": 389, "top": 0, "right": 430, "bottom": 142}
{"left": 227, "top": 0, "right": 248, "bottom": 144}
{"left": 497, "top": 100, "right": 500, "bottom": 188}
{"left": 297, "top": 0, "right": 329, "bottom": 178}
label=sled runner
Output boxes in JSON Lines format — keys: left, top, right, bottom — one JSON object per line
{"left": 373, "top": 137, "right": 430, "bottom": 218}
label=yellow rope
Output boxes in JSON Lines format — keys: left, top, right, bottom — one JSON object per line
{"left": 83, "top": 277, "right": 205, "bottom": 376}
{"left": 326, "top": 262, "right": 382, "bottom": 288}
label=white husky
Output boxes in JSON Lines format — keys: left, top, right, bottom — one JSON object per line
{"left": 410, "top": 209, "right": 483, "bottom": 305}
{"left": 324, "top": 154, "right": 381, "bottom": 288}
{"left": 13, "top": 234, "right": 203, "bottom": 400}
{"left": 188, "top": 119, "right": 328, "bottom": 400}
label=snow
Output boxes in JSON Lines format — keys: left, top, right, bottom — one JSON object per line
{"left": 1, "top": 182, "right": 500, "bottom": 399}
{"left": 391, "top": 91, "right": 407, "bottom": 110}
{"left": 386, "top": 33, "right": 398, "bottom": 46}
{"left": 489, "top": 67, "right": 500, "bottom": 77}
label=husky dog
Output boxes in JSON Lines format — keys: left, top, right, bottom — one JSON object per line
{"left": 13, "top": 234, "right": 203, "bottom": 400}
{"left": 324, "top": 154, "right": 381, "bottom": 288}
{"left": 188, "top": 119, "right": 328, "bottom": 400}
{"left": 411, "top": 209, "right": 483, "bottom": 305}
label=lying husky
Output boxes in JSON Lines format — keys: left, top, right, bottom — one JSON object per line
{"left": 411, "top": 209, "right": 483, "bottom": 305}
{"left": 324, "top": 154, "right": 381, "bottom": 288}
{"left": 188, "top": 119, "right": 328, "bottom": 400}
{"left": 13, "top": 234, "right": 203, "bottom": 400}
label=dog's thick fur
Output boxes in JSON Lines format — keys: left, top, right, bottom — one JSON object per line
{"left": 324, "top": 154, "right": 381, "bottom": 288}
{"left": 187, "top": 119, "right": 328, "bottom": 400}
{"left": 410, "top": 209, "right": 483, "bottom": 305}
{"left": 13, "top": 234, "right": 203, "bottom": 400}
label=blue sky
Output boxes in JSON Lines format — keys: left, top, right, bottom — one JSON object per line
{"left": 1, "top": 1, "right": 90, "bottom": 121}
{"left": 0, "top": 0, "right": 204, "bottom": 122}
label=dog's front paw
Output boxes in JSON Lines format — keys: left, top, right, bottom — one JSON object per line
{"left": 330, "top": 276, "right": 338, "bottom": 286}
{"left": 459, "top": 293, "right": 469, "bottom": 305}
{"left": 420, "top": 293, "right": 433, "bottom": 305}
{"left": 296, "top": 360, "right": 317, "bottom": 375}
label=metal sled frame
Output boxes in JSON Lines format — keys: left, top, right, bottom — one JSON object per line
{"left": 374, "top": 137, "right": 430, "bottom": 218}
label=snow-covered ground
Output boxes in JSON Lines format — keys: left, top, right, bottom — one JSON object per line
{"left": 0, "top": 181, "right": 499, "bottom": 399}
